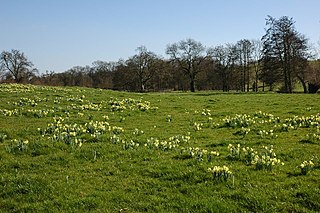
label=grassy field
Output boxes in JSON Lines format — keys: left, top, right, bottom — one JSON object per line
{"left": 0, "top": 84, "right": 319, "bottom": 212}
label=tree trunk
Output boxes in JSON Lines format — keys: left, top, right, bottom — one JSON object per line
{"left": 301, "top": 81, "right": 307, "bottom": 93}
{"left": 247, "top": 66, "right": 250, "bottom": 92}
{"left": 283, "top": 67, "right": 289, "bottom": 93}
{"left": 255, "top": 72, "right": 258, "bottom": 92}
{"left": 269, "top": 83, "right": 273, "bottom": 91}
{"left": 140, "top": 84, "right": 145, "bottom": 93}
{"left": 190, "top": 78, "right": 195, "bottom": 92}
{"left": 296, "top": 75, "right": 307, "bottom": 93}
{"left": 288, "top": 68, "right": 293, "bottom": 93}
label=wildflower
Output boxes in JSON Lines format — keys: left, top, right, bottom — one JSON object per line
{"left": 208, "top": 165, "right": 233, "bottom": 181}
{"left": 300, "top": 160, "right": 315, "bottom": 175}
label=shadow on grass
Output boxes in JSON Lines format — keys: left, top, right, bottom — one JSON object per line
{"left": 206, "top": 141, "right": 229, "bottom": 148}
{"left": 173, "top": 154, "right": 192, "bottom": 160}
{"left": 286, "top": 172, "right": 303, "bottom": 177}
{"left": 299, "top": 139, "right": 318, "bottom": 145}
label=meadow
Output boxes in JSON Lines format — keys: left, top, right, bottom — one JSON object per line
{"left": 0, "top": 83, "right": 319, "bottom": 212}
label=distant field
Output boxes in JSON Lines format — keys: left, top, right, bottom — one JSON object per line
{"left": 0, "top": 84, "right": 319, "bottom": 212}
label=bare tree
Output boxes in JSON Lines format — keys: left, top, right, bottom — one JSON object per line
{"left": 212, "top": 45, "right": 230, "bottom": 91}
{"left": 212, "top": 44, "right": 239, "bottom": 91}
{"left": 151, "top": 59, "right": 176, "bottom": 91}
{"left": 112, "top": 59, "right": 137, "bottom": 91}
{"left": 237, "top": 39, "right": 253, "bottom": 92}
{"left": 166, "top": 38, "right": 210, "bottom": 92}
{"left": 127, "top": 46, "right": 159, "bottom": 92}
{"left": 292, "top": 36, "right": 311, "bottom": 93}
{"left": 251, "top": 39, "right": 263, "bottom": 91}
{"left": 90, "top": 60, "right": 114, "bottom": 89}
{"left": 262, "top": 16, "right": 310, "bottom": 93}
{"left": 0, "top": 49, "right": 37, "bottom": 83}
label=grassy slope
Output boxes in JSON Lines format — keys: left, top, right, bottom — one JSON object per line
{"left": 0, "top": 84, "right": 319, "bottom": 212}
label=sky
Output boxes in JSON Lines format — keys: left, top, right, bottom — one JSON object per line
{"left": 1, "top": 0, "right": 320, "bottom": 73}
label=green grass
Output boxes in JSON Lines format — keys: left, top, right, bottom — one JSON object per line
{"left": 0, "top": 84, "right": 320, "bottom": 212}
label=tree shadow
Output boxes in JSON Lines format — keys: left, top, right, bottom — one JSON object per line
{"left": 286, "top": 171, "right": 302, "bottom": 177}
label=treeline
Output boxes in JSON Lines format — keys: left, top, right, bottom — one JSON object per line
{"left": 1, "top": 16, "right": 320, "bottom": 93}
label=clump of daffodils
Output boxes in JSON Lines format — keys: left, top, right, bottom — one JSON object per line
{"left": 166, "top": 115, "right": 172, "bottom": 122}
{"left": 242, "top": 146, "right": 258, "bottom": 165}
{"left": 252, "top": 155, "right": 282, "bottom": 171}
{"left": 193, "top": 122, "right": 203, "bottom": 131}
{"left": 208, "top": 166, "right": 233, "bottom": 181}
{"left": 132, "top": 128, "right": 144, "bottom": 136}
{"left": 110, "top": 134, "right": 121, "bottom": 144}
{"left": 112, "top": 126, "right": 124, "bottom": 135}
{"left": 285, "top": 114, "right": 320, "bottom": 129}
{"left": 233, "top": 127, "right": 250, "bottom": 138}
{"left": 251, "top": 145, "right": 284, "bottom": 171}
{"left": 109, "top": 98, "right": 156, "bottom": 112}
{"left": 257, "top": 129, "right": 278, "bottom": 139}
{"left": 280, "top": 123, "right": 294, "bottom": 132}
{"left": 122, "top": 140, "right": 139, "bottom": 150}
{"left": 299, "top": 160, "right": 315, "bottom": 175}
{"left": 6, "top": 139, "right": 29, "bottom": 153}
{"left": 40, "top": 117, "right": 116, "bottom": 146}
{"left": 144, "top": 134, "right": 189, "bottom": 151}
{"left": 0, "top": 109, "right": 20, "bottom": 117}
{"left": 0, "top": 133, "right": 7, "bottom": 142}
{"left": 228, "top": 144, "right": 241, "bottom": 160}
{"left": 183, "top": 147, "right": 219, "bottom": 162}
{"left": 306, "top": 132, "right": 320, "bottom": 143}
{"left": 201, "top": 109, "right": 211, "bottom": 117}
{"left": 222, "top": 114, "right": 254, "bottom": 128}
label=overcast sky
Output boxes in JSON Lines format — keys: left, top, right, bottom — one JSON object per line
{"left": 1, "top": 0, "right": 320, "bottom": 73}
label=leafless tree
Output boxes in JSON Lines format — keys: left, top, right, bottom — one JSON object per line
{"left": 127, "top": 46, "right": 159, "bottom": 92}
{"left": 0, "top": 49, "right": 37, "bottom": 83}
{"left": 262, "top": 16, "right": 309, "bottom": 93}
{"left": 251, "top": 39, "right": 263, "bottom": 91}
{"left": 237, "top": 39, "right": 253, "bottom": 91}
{"left": 90, "top": 60, "right": 114, "bottom": 89}
{"left": 211, "top": 44, "right": 239, "bottom": 91}
{"left": 166, "top": 38, "right": 211, "bottom": 92}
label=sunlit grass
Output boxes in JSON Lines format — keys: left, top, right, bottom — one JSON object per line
{"left": 0, "top": 84, "right": 319, "bottom": 212}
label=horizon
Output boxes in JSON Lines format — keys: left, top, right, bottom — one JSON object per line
{"left": 1, "top": 0, "right": 320, "bottom": 73}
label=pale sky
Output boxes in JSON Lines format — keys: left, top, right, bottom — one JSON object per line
{"left": 1, "top": 0, "right": 319, "bottom": 73}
